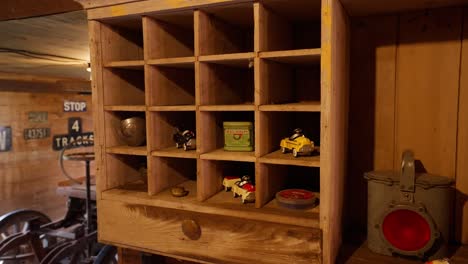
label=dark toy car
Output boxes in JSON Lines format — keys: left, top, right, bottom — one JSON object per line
{"left": 173, "top": 128, "right": 196, "bottom": 151}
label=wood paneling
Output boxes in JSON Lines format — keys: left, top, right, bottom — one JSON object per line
{"left": 395, "top": 8, "right": 462, "bottom": 177}
{"left": 346, "top": 15, "right": 398, "bottom": 240}
{"left": 341, "top": 0, "right": 468, "bottom": 16}
{"left": 457, "top": 7, "right": 468, "bottom": 244}
{"left": 321, "top": 0, "right": 350, "bottom": 262}
{"left": 347, "top": 7, "right": 468, "bottom": 243}
{"left": 99, "top": 199, "right": 321, "bottom": 264}
{"left": 0, "top": 11, "right": 90, "bottom": 80}
{"left": 0, "top": 0, "right": 82, "bottom": 21}
{"left": 0, "top": 91, "right": 93, "bottom": 220}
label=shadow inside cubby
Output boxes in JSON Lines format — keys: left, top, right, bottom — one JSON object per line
{"left": 149, "top": 111, "right": 196, "bottom": 151}
{"left": 148, "top": 156, "right": 197, "bottom": 195}
{"left": 147, "top": 64, "right": 195, "bottom": 106}
{"left": 145, "top": 11, "right": 194, "bottom": 59}
{"left": 259, "top": 59, "right": 320, "bottom": 105}
{"left": 257, "top": 163, "right": 320, "bottom": 210}
{"left": 198, "top": 61, "right": 254, "bottom": 106}
{"left": 103, "top": 67, "right": 145, "bottom": 106}
{"left": 198, "top": 3, "right": 254, "bottom": 55}
{"left": 257, "top": 112, "right": 320, "bottom": 157}
{"left": 104, "top": 111, "right": 146, "bottom": 148}
{"left": 259, "top": 0, "right": 321, "bottom": 51}
{"left": 101, "top": 16, "right": 144, "bottom": 62}
{"left": 105, "top": 153, "right": 148, "bottom": 192}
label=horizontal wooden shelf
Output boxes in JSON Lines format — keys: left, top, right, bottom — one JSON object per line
{"left": 259, "top": 49, "right": 321, "bottom": 65}
{"left": 148, "top": 105, "right": 196, "bottom": 111}
{"left": 200, "top": 148, "right": 255, "bottom": 162}
{"left": 104, "top": 105, "right": 146, "bottom": 112}
{"left": 104, "top": 60, "right": 145, "bottom": 70}
{"left": 147, "top": 57, "right": 195, "bottom": 68}
{"left": 259, "top": 101, "right": 321, "bottom": 112}
{"left": 151, "top": 147, "right": 197, "bottom": 159}
{"left": 259, "top": 150, "right": 320, "bottom": 167}
{"left": 102, "top": 180, "right": 319, "bottom": 228}
{"left": 199, "top": 104, "right": 255, "bottom": 111}
{"left": 199, "top": 52, "right": 255, "bottom": 67}
{"left": 106, "top": 146, "right": 148, "bottom": 156}
{"left": 205, "top": 188, "right": 319, "bottom": 228}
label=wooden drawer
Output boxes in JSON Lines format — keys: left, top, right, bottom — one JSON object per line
{"left": 98, "top": 200, "right": 321, "bottom": 264}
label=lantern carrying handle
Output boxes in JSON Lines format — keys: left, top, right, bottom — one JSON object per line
{"left": 400, "top": 150, "right": 415, "bottom": 202}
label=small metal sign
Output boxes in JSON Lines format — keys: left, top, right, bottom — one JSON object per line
{"left": 0, "top": 126, "right": 12, "bottom": 152}
{"left": 64, "top": 101, "right": 87, "bottom": 112}
{"left": 52, "top": 132, "right": 94, "bottom": 151}
{"left": 24, "top": 128, "right": 50, "bottom": 140}
{"left": 68, "top": 117, "right": 82, "bottom": 135}
{"left": 28, "top": 112, "right": 48, "bottom": 123}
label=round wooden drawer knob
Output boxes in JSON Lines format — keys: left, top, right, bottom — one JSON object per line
{"left": 181, "top": 219, "right": 201, "bottom": 240}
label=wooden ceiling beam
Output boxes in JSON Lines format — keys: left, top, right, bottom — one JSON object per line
{"left": 0, "top": 0, "right": 83, "bottom": 21}
{"left": 0, "top": 72, "right": 90, "bottom": 93}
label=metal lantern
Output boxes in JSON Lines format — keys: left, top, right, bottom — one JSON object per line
{"left": 364, "top": 151, "right": 454, "bottom": 260}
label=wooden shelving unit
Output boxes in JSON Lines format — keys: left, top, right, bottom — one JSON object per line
{"left": 87, "top": 0, "right": 348, "bottom": 263}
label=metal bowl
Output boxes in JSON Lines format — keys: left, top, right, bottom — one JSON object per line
{"left": 119, "top": 117, "right": 146, "bottom": 146}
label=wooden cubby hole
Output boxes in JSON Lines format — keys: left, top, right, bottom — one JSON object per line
{"left": 257, "top": 57, "right": 321, "bottom": 110}
{"left": 257, "top": 111, "right": 320, "bottom": 167}
{"left": 102, "top": 67, "right": 145, "bottom": 107}
{"left": 148, "top": 111, "right": 197, "bottom": 158}
{"left": 143, "top": 11, "right": 194, "bottom": 60}
{"left": 146, "top": 63, "right": 195, "bottom": 107}
{"left": 197, "top": 58, "right": 254, "bottom": 108}
{"left": 197, "top": 111, "right": 255, "bottom": 160}
{"left": 104, "top": 110, "right": 147, "bottom": 154}
{"left": 256, "top": 163, "right": 319, "bottom": 212}
{"left": 256, "top": 0, "right": 321, "bottom": 52}
{"left": 105, "top": 154, "right": 148, "bottom": 192}
{"left": 195, "top": 3, "right": 254, "bottom": 56}
{"left": 101, "top": 16, "right": 144, "bottom": 64}
{"left": 198, "top": 160, "right": 255, "bottom": 202}
{"left": 148, "top": 156, "right": 197, "bottom": 195}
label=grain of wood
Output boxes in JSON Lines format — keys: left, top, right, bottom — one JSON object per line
{"left": 340, "top": 0, "right": 468, "bottom": 16}
{"left": 395, "top": 8, "right": 462, "bottom": 177}
{"left": 0, "top": 91, "right": 93, "bottom": 220}
{"left": 456, "top": 7, "right": 468, "bottom": 243}
{"left": 99, "top": 199, "right": 321, "bottom": 264}
{"left": 321, "top": 0, "right": 350, "bottom": 263}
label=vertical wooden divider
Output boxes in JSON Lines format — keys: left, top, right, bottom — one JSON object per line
{"left": 456, "top": 7, "right": 468, "bottom": 243}
{"left": 143, "top": 15, "right": 155, "bottom": 195}
{"left": 321, "top": 0, "right": 350, "bottom": 263}
{"left": 253, "top": 2, "right": 263, "bottom": 208}
{"left": 88, "top": 21, "right": 105, "bottom": 198}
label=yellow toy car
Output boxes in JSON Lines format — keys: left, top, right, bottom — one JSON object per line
{"left": 280, "top": 128, "right": 314, "bottom": 157}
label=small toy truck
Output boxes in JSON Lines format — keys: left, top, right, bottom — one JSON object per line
{"left": 173, "top": 128, "right": 196, "bottom": 151}
{"left": 280, "top": 128, "right": 314, "bottom": 157}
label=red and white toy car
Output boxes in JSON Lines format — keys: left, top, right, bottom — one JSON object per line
{"left": 222, "top": 175, "right": 255, "bottom": 204}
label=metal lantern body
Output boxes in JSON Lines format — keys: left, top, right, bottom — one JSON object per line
{"left": 365, "top": 151, "right": 454, "bottom": 260}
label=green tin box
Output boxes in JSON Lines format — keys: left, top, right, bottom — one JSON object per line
{"left": 223, "top": 121, "right": 254, "bottom": 151}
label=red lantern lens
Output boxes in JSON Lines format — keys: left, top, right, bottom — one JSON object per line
{"left": 382, "top": 209, "right": 431, "bottom": 252}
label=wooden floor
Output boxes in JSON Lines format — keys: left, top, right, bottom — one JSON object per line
{"left": 339, "top": 242, "right": 468, "bottom": 264}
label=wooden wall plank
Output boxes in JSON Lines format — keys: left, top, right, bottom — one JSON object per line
{"left": 0, "top": 0, "right": 82, "bottom": 21}
{"left": 456, "top": 7, "right": 468, "bottom": 244}
{"left": 345, "top": 15, "right": 398, "bottom": 240}
{"left": 0, "top": 91, "right": 93, "bottom": 220}
{"left": 87, "top": 0, "right": 252, "bottom": 20}
{"left": 395, "top": 8, "right": 462, "bottom": 177}
{"left": 321, "top": 0, "right": 350, "bottom": 262}
{"left": 340, "top": 0, "right": 468, "bottom": 17}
